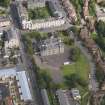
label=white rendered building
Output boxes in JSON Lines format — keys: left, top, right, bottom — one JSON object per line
{"left": 22, "top": 18, "right": 66, "bottom": 30}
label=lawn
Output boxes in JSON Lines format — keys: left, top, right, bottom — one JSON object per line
{"left": 28, "top": 7, "right": 50, "bottom": 20}
{"left": 61, "top": 53, "right": 90, "bottom": 81}
{"left": 61, "top": 50, "right": 90, "bottom": 104}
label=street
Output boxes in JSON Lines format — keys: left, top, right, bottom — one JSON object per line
{"left": 10, "top": 2, "right": 44, "bottom": 105}
{"left": 16, "top": 28, "right": 44, "bottom": 105}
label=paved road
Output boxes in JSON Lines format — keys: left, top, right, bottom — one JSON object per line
{"left": 10, "top": 2, "right": 21, "bottom": 29}
{"left": 17, "top": 28, "right": 44, "bottom": 105}
{"left": 10, "top": 2, "right": 44, "bottom": 105}
{"left": 67, "top": 30, "right": 99, "bottom": 92}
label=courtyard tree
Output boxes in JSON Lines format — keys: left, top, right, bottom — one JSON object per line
{"left": 100, "top": 95, "right": 105, "bottom": 105}
{"left": 95, "top": 21, "right": 105, "bottom": 51}
{"left": 96, "top": 20, "right": 105, "bottom": 37}
{"left": 64, "top": 73, "right": 87, "bottom": 88}
{"left": 98, "top": 1, "right": 105, "bottom": 7}
{"left": 64, "top": 73, "right": 78, "bottom": 88}
{"left": 39, "top": 70, "right": 52, "bottom": 89}
{"left": 95, "top": 65, "right": 105, "bottom": 88}
{"left": 0, "top": 0, "right": 10, "bottom": 7}
{"left": 70, "top": 47, "right": 80, "bottom": 62}
{"left": 89, "top": 0, "right": 96, "bottom": 16}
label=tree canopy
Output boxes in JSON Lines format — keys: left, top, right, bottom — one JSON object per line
{"left": 96, "top": 20, "right": 105, "bottom": 37}
{"left": 89, "top": 0, "right": 96, "bottom": 16}
{"left": 94, "top": 21, "right": 105, "bottom": 51}
{"left": 64, "top": 73, "right": 87, "bottom": 88}
{"left": 101, "top": 95, "right": 105, "bottom": 105}
{"left": 0, "top": 0, "right": 10, "bottom": 7}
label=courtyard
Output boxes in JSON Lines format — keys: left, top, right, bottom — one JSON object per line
{"left": 22, "top": 30, "right": 91, "bottom": 105}
{"left": 28, "top": 7, "right": 51, "bottom": 20}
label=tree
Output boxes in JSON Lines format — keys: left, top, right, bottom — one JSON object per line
{"left": 70, "top": 47, "right": 80, "bottom": 62}
{"left": 0, "top": 0, "right": 10, "bottom": 7}
{"left": 64, "top": 73, "right": 87, "bottom": 88}
{"left": 39, "top": 71, "right": 52, "bottom": 88}
{"left": 64, "top": 37, "right": 74, "bottom": 45}
{"left": 89, "top": 0, "right": 96, "bottom": 16}
{"left": 70, "top": 27, "right": 80, "bottom": 35}
{"left": 94, "top": 21, "right": 105, "bottom": 51}
{"left": 95, "top": 21, "right": 105, "bottom": 37}
{"left": 95, "top": 65, "right": 105, "bottom": 87}
{"left": 98, "top": 1, "right": 105, "bottom": 7}
{"left": 70, "top": 0, "right": 83, "bottom": 23}
{"left": 64, "top": 74, "right": 79, "bottom": 88}
{"left": 30, "top": 31, "right": 41, "bottom": 39}
{"left": 101, "top": 95, "right": 105, "bottom": 105}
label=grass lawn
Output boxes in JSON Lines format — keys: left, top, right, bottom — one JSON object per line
{"left": 61, "top": 53, "right": 90, "bottom": 81}
{"left": 61, "top": 51, "right": 90, "bottom": 105}
{"left": 28, "top": 7, "right": 50, "bottom": 20}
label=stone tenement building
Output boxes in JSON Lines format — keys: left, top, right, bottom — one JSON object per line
{"left": 17, "top": 0, "right": 66, "bottom": 30}
{"left": 28, "top": 0, "right": 46, "bottom": 9}
{"left": 39, "top": 34, "right": 64, "bottom": 56}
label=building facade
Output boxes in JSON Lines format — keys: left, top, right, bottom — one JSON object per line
{"left": 0, "top": 16, "right": 10, "bottom": 28}
{"left": 28, "top": 0, "right": 46, "bottom": 9}
{"left": 22, "top": 18, "right": 66, "bottom": 30}
{"left": 0, "top": 67, "right": 32, "bottom": 105}
{"left": 17, "top": 1, "right": 66, "bottom": 30}
{"left": 47, "top": 1, "right": 63, "bottom": 18}
{"left": 4, "top": 28, "right": 19, "bottom": 49}
{"left": 62, "top": 0, "right": 77, "bottom": 22}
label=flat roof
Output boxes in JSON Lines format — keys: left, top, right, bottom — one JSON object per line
{"left": 0, "top": 67, "right": 32, "bottom": 101}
